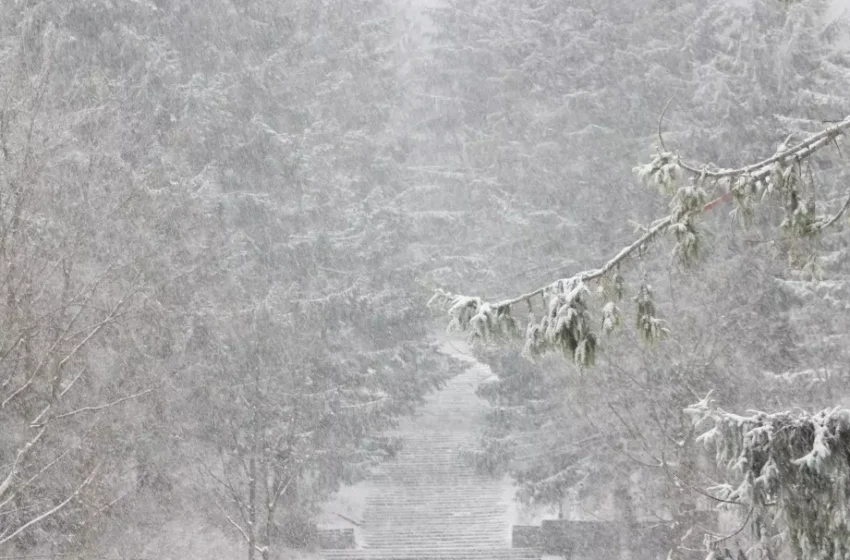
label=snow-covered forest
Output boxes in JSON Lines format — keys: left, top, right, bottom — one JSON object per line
{"left": 1, "top": 0, "right": 850, "bottom": 559}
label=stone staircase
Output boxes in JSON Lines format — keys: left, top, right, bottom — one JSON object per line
{"left": 322, "top": 550, "right": 538, "bottom": 560}
{"left": 321, "top": 338, "right": 539, "bottom": 560}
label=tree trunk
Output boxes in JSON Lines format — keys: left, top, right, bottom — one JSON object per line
{"left": 261, "top": 533, "right": 271, "bottom": 560}
{"left": 261, "top": 461, "right": 275, "bottom": 560}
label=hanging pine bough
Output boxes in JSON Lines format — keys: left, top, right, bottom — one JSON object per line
{"left": 634, "top": 278, "right": 668, "bottom": 342}
{"left": 522, "top": 278, "right": 596, "bottom": 366}
{"left": 429, "top": 115, "right": 850, "bottom": 365}
{"left": 686, "top": 395, "right": 850, "bottom": 560}
{"left": 667, "top": 183, "right": 707, "bottom": 266}
{"left": 429, "top": 290, "right": 522, "bottom": 342}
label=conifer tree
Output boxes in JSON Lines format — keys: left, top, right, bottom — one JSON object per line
{"left": 425, "top": 1, "right": 850, "bottom": 559}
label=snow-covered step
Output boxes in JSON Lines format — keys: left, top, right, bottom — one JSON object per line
{"left": 321, "top": 338, "right": 517, "bottom": 557}
{"left": 321, "top": 548, "right": 540, "bottom": 560}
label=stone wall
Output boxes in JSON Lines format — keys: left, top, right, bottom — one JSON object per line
{"left": 318, "top": 529, "right": 356, "bottom": 550}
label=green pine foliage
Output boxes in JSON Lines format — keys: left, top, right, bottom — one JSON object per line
{"left": 424, "top": 1, "right": 850, "bottom": 559}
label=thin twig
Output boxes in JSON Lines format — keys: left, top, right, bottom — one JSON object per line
{"left": 658, "top": 97, "right": 675, "bottom": 152}
{"left": 679, "top": 115, "right": 850, "bottom": 178}
{"left": 708, "top": 506, "right": 754, "bottom": 545}
{"left": 51, "top": 387, "right": 155, "bottom": 422}
{"left": 214, "top": 500, "right": 252, "bottom": 545}
{"left": 817, "top": 192, "right": 850, "bottom": 231}
{"left": 0, "top": 441, "right": 76, "bottom": 512}
{"left": 0, "top": 464, "right": 99, "bottom": 546}
{"left": 0, "top": 427, "right": 47, "bottom": 501}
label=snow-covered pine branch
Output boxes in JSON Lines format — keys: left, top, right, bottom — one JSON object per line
{"left": 430, "top": 115, "right": 850, "bottom": 365}
{"left": 687, "top": 396, "right": 850, "bottom": 560}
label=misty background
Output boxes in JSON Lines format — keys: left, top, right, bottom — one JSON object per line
{"left": 1, "top": 0, "right": 850, "bottom": 559}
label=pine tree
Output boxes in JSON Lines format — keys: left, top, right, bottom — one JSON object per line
{"left": 0, "top": 0, "right": 457, "bottom": 556}
{"left": 426, "top": 1, "right": 850, "bottom": 559}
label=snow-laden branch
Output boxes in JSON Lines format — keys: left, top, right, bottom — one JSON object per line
{"left": 816, "top": 191, "right": 850, "bottom": 231}
{"left": 49, "top": 387, "right": 155, "bottom": 424}
{"left": 470, "top": 211, "right": 676, "bottom": 311}
{"left": 677, "top": 115, "right": 850, "bottom": 179}
{"left": 0, "top": 464, "right": 99, "bottom": 546}
{"left": 431, "top": 115, "right": 850, "bottom": 365}
{"left": 687, "top": 396, "right": 850, "bottom": 560}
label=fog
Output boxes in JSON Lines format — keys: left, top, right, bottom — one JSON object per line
{"left": 1, "top": 1, "right": 850, "bottom": 559}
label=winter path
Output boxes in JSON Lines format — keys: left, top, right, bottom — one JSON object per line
{"left": 320, "top": 335, "right": 538, "bottom": 560}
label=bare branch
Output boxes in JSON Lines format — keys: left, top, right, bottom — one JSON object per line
{"left": 606, "top": 402, "right": 664, "bottom": 465}
{"left": 213, "top": 498, "right": 265, "bottom": 555}
{"left": 0, "top": 464, "right": 99, "bottom": 546}
{"left": 1, "top": 276, "right": 103, "bottom": 408}
{"left": 268, "top": 474, "right": 294, "bottom": 516}
{"left": 50, "top": 387, "right": 155, "bottom": 424}
{"left": 707, "top": 506, "right": 754, "bottom": 545}
{"left": 0, "top": 419, "right": 102, "bottom": 512}
{"left": 658, "top": 97, "right": 674, "bottom": 152}
{"left": 29, "top": 367, "right": 86, "bottom": 427}
{"left": 204, "top": 459, "right": 249, "bottom": 527}
{"left": 0, "top": 441, "right": 77, "bottom": 512}
{"left": 0, "top": 426, "right": 47, "bottom": 501}
{"left": 678, "top": 115, "right": 850, "bottom": 178}
{"left": 220, "top": 506, "right": 252, "bottom": 545}
{"left": 816, "top": 192, "right": 850, "bottom": 231}
{"left": 328, "top": 511, "right": 363, "bottom": 527}
{"left": 81, "top": 479, "right": 142, "bottom": 526}
{"left": 0, "top": 334, "right": 24, "bottom": 381}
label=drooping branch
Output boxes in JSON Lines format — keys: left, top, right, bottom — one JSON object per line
{"left": 677, "top": 115, "right": 850, "bottom": 179}
{"left": 816, "top": 192, "right": 850, "bottom": 231}
{"left": 686, "top": 396, "right": 850, "bottom": 560}
{"left": 431, "top": 115, "right": 850, "bottom": 363}
{"left": 486, "top": 215, "right": 667, "bottom": 310}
